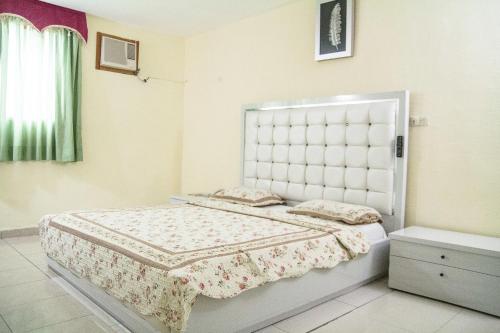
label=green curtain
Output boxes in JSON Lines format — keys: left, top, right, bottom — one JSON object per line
{"left": 0, "top": 16, "right": 82, "bottom": 162}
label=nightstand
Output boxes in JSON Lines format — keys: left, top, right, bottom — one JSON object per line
{"left": 388, "top": 226, "right": 500, "bottom": 316}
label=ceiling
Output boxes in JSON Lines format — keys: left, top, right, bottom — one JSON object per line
{"left": 42, "top": 0, "right": 300, "bottom": 36}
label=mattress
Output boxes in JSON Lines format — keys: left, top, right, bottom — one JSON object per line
{"left": 40, "top": 197, "right": 372, "bottom": 332}
{"left": 262, "top": 204, "right": 387, "bottom": 244}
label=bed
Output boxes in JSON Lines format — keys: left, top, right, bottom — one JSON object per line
{"left": 42, "top": 90, "right": 409, "bottom": 333}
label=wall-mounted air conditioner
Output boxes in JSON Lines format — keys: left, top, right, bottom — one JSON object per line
{"left": 96, "top": 32, "right": 139, "bottom": 75}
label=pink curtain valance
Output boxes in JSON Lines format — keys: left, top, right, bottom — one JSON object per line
{"left": 0, "top": 0, "right": 87, "bottom": 42}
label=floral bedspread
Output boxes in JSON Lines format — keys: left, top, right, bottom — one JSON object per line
{"left": 39, "top": 197, "right": 370, "bottom": 332}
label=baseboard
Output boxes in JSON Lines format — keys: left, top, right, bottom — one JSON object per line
{"left": 0, "top": 226, "right": 39, "bottom": 239}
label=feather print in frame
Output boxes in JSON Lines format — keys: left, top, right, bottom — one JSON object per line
{"left": 329, "top": 3, "right": 342, "bottom": 50}
{"left": 316, "top": 0, "right": 353, "bottom": 61}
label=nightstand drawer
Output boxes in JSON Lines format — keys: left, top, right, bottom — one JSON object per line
{"left": 389, "top": 256, "right": 500, "bottom": 316}
{"left": 390, "top": 239, "right": 500, "bottom": 277}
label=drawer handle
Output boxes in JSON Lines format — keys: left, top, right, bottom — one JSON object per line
{"left": 440, "top": 255, "right": 445, "bottom": 259}
{"left": 439, "top": 273, "right": 444, "bottom": 277}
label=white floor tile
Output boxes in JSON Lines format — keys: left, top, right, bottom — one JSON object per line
{"left": 109, "top": 323, "right": 133, "bottom": 333}
{"left": 79, "top": 298, "right": 122, "bottom": 328}
{"left": 312, "top": 311, "right": 411, "bottom": 333}
{"left": 0, "top": 316, "right": 11, "bottom": 333}
{"left": 274, "top": 299, "right": 355, "bottom": 333}
{"left": 0, "top": 267, "right": 47, "bottom": 288}
{"left": 0, "top": 279, "right": 67, "bottom": 311}
{"left": 80, "top": 315, "right": 119, "bottom": 333}
{"left": 0, "top": 252, "right": 33, "bottom": 272}
{"left": 0, "top": 250, "right": 498, "bottom": 333}
{"left": 50, "top": 276, "right": 123, "bottom": 327}
{"left": 437, "top": 309, "right": 500, "bottom": 333}
{"left": 353, "top": 291, "right": 461, "bottom": 333}
{"left": 1, "top": 295, "right": 90, "bottom": 332}
{"left": 23, "top": 252, "right": 46, "bottom": 266}
{"left": 29, "top": 316, "right": 114, "bottom": 333}
{"left": 336, "top": 278, "right": 391, "bottom": 307}
{"left": 4, "top": 236, "right": 42, "bottom": 256}
{"left": 0, "top": 242, "right": 18, "bottom": 258}
{"left": 254, "top": 325, "right": 287, "bottom": 333}
{"left": 23, "top": 253, "right": 57, "bottom": 278}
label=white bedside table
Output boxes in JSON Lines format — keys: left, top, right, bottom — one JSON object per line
{"left": 388, "top": 226, "right": 500, "bottom": 317}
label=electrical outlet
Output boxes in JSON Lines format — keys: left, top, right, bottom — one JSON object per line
{"left": 409, "top": 116, "right": 428, "bottom": 127}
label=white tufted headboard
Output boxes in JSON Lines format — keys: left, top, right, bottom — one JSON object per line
{"left": 241, "top": 91, "right": 409, "bottom": 233}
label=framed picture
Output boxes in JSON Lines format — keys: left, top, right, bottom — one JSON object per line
{"left": 315, "top": 0, "right": 354, "bottom": 61}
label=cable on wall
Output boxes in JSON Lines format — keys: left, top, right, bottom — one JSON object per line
{"left": 136, "top": 68, "right": 186, "bottom": 84}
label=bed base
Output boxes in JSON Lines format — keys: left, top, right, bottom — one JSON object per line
{"left": 48, "top": 238, "right": 389, "bottom": 333}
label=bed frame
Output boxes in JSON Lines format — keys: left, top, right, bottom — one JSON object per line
{"left": 48, "top": 91, "right": 409, "bottom": 333}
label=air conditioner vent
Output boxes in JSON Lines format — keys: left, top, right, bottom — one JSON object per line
{"left": 96, "top": 32, "right": 139, "bottom": 75}
{"left": 127, "top": 43, "right": 136, "bottom": 61}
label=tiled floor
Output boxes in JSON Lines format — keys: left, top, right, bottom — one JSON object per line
{"left": 0, "top": 236, "right": 129, "bottom": 333}
{"left": 1, "top": 236, "right": 500, "bottom": 333}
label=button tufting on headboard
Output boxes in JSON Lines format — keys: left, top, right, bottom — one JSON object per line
{"left": 242, "top": 91, "right": 409, "bottom": 232}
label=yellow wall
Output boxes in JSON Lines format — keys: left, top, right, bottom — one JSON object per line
{"left": 0, "top": 15, "right": 185, "bottom": 230}
{"left": 2, "top": 1, "right": 500, "bottom": 238}
{"left": 182, "top": 0, "right": 500, "bottom": 236}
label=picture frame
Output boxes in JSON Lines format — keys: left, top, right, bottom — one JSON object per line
{"left": 315, "top": 0, "right": 354, "bottom": 61}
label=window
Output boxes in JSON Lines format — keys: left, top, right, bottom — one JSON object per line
{"left": 0, "top": 16, "right": 83, "bottom": 162}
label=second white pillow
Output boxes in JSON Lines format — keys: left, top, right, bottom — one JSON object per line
{"left": 287, "top": 199, "right": 382, "bottom": 224}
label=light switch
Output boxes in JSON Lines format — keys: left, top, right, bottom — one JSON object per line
{"left": 409, "top": 116, "right": 428, "bottom": 127}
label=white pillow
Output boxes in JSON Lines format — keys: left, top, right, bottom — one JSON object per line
{"left": 287, "top": 199, "right": 382, "bottom": 224}
{"left": 211, "top": 187, "right": 284, "bottom": 207}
